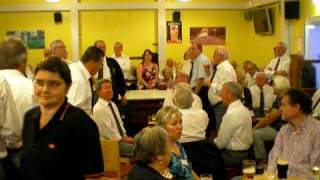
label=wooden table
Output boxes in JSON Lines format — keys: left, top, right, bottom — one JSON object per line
{"left": 125, "top": 89, "right": 170, "bottom": 136}
{"left": 254, "top": 175, "right": 302, "bottom": 180}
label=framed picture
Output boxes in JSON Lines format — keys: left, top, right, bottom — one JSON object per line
{"left": 167, "top": 21, "right": 182, "bottom": 44}
{"left": 6, "top": 30, "right": 45, "bottom": 49}
{"left": 190, "top": 27, "right": 226, "bottom": 45}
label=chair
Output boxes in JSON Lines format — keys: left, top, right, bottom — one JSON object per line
{"left": 100, "top": 139, "right": 133, "bottom": 180}
{"left": 100, "top": 139, "right": 121, "bottom": 179}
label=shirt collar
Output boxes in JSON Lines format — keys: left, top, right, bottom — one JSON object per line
{"left": 97, "top": 98, "right": 112, "bottom": 105}
{"left": 288, "top": 115, "right": 312, "bottom": 133}
{"left": 77, "top": 61, "right": 91, "bottom": 80}
{"left": 0, "top": 69, "right": 25, "bottom": 77}
{"left": 217, "top": 60, "right": 229, "bottom": 69}
{"left": 227, "top": 99, "right": 242, "bottom": 110}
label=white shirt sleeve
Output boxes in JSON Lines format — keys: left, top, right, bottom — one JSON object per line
{"left": 0, "top": 78, "right": 21, "bottom": 151}
{"left": 93, "top": 102, "right": 122, "bottom": 141}
{"left": 214, "top": 112, "right": 238, "bottom": 149}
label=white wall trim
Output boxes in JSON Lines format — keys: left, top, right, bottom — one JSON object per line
{"left": 70, "top": 0, "right": 79, "bottom": 61}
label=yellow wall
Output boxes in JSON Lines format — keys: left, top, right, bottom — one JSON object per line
{"left": 0, "top": 0, "right": 283, "bottom": 69}
{"left": 0, "top": 12, "right": 71, "bottom": 66}
{"left": 242, "top": 4, "right": 282, "bottom": 68}
{"left": 166, "top": 7, "right": 281, "bottom": 69}
{"left": 80, "top": 10, "right": 157, "bottom": 67}
{"left": 0, "top": 0, "right": 70, "bottom": 5}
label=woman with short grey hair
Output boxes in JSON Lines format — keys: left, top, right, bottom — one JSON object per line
{"left": 128, "top": 127, "right": 171, "bottom": 180}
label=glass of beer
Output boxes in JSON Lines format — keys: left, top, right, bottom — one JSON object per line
{"left": 200, "top": 174, "right": 213, "bottom": 180}
{"left": 277, "top": 158, "right": 289, "bottom": 179}
{"left": 243, "top": 159, "right": 256, "bottom": 180}
{"left": 310, "top": 166, "right": 320, "bottom": 180}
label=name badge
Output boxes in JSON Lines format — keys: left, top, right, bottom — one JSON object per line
{"left": 181, "top": 159, "right": 188, "bottom": 166}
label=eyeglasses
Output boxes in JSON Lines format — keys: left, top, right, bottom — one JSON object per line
{"left": 34, "top": 79, "right": 65, "bottom": 89}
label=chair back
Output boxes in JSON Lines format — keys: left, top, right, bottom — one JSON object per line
{"left": 100, "top": 138, "right": 121, "bottom": 179}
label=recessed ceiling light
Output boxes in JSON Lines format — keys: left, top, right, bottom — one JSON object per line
{"left": 177, "top": 0, "right": 190, "bottom": 2}
{"left": 46, "top": 0, "right": 59, "bottom": 3}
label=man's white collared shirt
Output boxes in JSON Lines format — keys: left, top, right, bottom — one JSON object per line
{"left": 68, "top": 61, "right": 93, "bottom": 116}
{"left": 244, "top": 72, "right": 256, "bottom": 88}
{"left": 250, "top": 84, "right": 275, "bottom": 110}
{"left": 93, "top": 98, "right": 126, "bottom": 141}
{"left": 111, "top": 54, "right": 130, "bottom": 79}
{"left": 264, "top": 54, "right": 291, "bottom": 79}
{"left": 0, "top": 76, "right": 21, "bottom": 158}
{"left": 208, "top": 60, "right": 237, "bottom": 105}
{"left": 179, "top": 108, "right": 209, "bottom": 143}
{"left": 214, "top": 100, "right": 253, "bottom": 150}
{"left": 0, "top": 70, "right": 35, "bottom": 128}
{"left": 189, "top": 53, "right": 210, "bottom": 88}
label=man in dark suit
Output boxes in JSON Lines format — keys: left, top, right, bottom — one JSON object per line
{"left": 94, "top": 40, "right": 127, "bottom": 105}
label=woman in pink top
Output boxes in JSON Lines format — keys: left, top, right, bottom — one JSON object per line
{"left": 136, "top": 49, "right": 159, "bottom": 89}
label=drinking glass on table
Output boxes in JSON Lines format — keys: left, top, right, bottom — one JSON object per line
{"left": 243, "top": 159, "right": 256, "bottom": 180}
{"left": 200, "top": 174, "right": 213, "bottom": 180}
{"left": 277, "top": 157, "right": 289, "bottom": 180}
{"left": 310, "top": 166, "right": 320, "bottom": 180}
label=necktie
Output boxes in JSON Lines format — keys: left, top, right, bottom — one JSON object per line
{"left": 98, "top": 57, "right": 105, "bottom": 79}
{"left": 108, "top": 103, "right": 124, "bottom": 137}
{"left": 313, "top": 97, "right": 320, "bottom": 110}
{"left": 274, "top": 58, "right": 280, "bottom": 71}
{"left": 89, "top": 77, "right": 94, "bottom": 108}
{"left": 259, "top": 86, "right": 265, "bottom": 115}
{"left": 210, "top": 65, "right": 218, "bottom": 82}
{"left": 189, "top": 61, "right": 194, "bottom": 83}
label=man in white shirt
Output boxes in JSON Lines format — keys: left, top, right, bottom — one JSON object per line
{"left": 49, "top": 39, "right": 73, "bottom": 64}
{"left": 67, "top": 46, "right": 104, "bottom": 115}
{"left": 95, "top": 40, "right": 127, "bottom": 105}
{"left": 312, "top": 89, "right": 320, "bottom": 120}
{"left": 204, "top": 47, "right": 237, "bottom": 129}
{"left": 0, "top": 36, "right": 35, "bottom": 132}
{"left": 189, "top": 42, "right": 210, "bottom": 94}
{"left": 0, "top": 76, "right": 21, "bottom": 179}
{"left": 250, "top": 72, "right": 275, "bottom": 117}
{"left": 214, "top": 82, "right": 253, "bottom": 168}
{"left": 174, "top": 83, "right": 209, "bottom": 143}
{"left": 264, "top": 42, "right": 291, "bottom": 80}
{"left": 244, "top": 62, "right": 258, "bottom": 88}
{"left": 93, "top": 79, "right": 134, "bottom": 157}
{"left": 163, "top": 72, "right": 202, "bottom": 109}
{"left": 111, "top": 42, "right": 131, "bottom": 80}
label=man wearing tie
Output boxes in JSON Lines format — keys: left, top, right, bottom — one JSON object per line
{"left": 67, "top": 46, "right": 104, "bottom": 116}
{"left": 250, "top": 72, "right": 275, "bottom": 117}
{"left": 264, "top": 42, "right": 291, "bottom": 80}
{"left": 93, "top": 79, "right": 134, "bottom": 157}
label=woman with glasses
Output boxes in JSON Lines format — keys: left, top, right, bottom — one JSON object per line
{"left": 20, "top": 57, "right": 103, "bottom": 180}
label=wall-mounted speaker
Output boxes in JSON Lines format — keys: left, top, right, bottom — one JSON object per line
{"left": 285, "top": 1, "right": 299, "bottom": 19}
{"left": 54, "top": 12, "right": 62, "bottom": 23}
{"left": 173, "top": 11, "right": 180, "bottom": 22}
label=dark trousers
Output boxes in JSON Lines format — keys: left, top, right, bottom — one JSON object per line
{"left": 198, "top": 87, "right": 216, "bottom": 136}
{"left": 0, "top": 152, "right": 21, "bottom": 180}
{"left": 182, "top": 139, "right": 226, "bottom": 180}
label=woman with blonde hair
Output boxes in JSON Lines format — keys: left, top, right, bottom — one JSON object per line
{"left": 155, "top": 106, "right": 199, "bottom": 180}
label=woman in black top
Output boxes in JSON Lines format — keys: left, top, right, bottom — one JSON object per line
{"left": 129, "top": 127, "right": 171, "bottom": 180}
{"left": 20, "top": 57, "right": 103, "bottom": 180}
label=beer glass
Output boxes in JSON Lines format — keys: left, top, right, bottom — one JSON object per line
{"left": 310, "top": 166, "right": 320, "bottom": 180}
{"left": 277, "top": 158, "right": 289, "bottom": 179}
{"left": 243, "top": 160, "right": 256, "bottom": 180}
{"left": 200, "top": 174, "right": 213, "bottom": 180}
